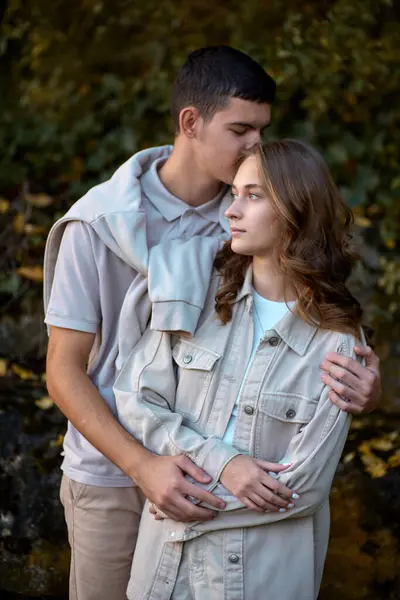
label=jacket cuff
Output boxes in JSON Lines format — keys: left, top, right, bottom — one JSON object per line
{"left": 196, "top": 438, "right": 241, "bottom": 483}
{"left": 150, "top": 300, "right": 201, "bottom": 336}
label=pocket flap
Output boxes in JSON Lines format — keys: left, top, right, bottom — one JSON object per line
{"left": 259, "top": 392, "right": 317, "bottom": 423}
{"left": 172, "top": 340, "right": 220, "bottom": 371}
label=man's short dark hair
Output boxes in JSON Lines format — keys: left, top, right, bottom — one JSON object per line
{"left": 171, "top": 46, "right": 276, "bottom": 132}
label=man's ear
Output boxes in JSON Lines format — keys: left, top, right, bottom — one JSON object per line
{"left": 179, "top": 106, "right": 200, "bottom": 138}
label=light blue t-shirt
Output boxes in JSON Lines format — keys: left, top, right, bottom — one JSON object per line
{"left": 222, "top": 288, "right": 293, "bottom": 446}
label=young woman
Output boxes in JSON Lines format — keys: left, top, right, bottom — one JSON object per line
{"left": 114, "top": 139, "right": 365, "bottom": 600}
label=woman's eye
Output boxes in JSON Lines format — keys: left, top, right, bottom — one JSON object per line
{"left": 249, "top": 193, "right": 259, "bottom": 200}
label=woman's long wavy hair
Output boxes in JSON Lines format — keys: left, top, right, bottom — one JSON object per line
{"left": 214, "top": 139, "right": 363, "bottom": 336}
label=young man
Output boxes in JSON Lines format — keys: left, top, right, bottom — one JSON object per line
{"left": 44, "top": 46, "right": 381, "bottom": 600}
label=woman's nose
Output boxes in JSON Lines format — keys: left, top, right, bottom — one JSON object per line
{"left": 225, "top": 197, "right": 242, "bottom": 220}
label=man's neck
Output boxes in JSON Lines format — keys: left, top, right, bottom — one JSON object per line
{"left": 159, "top": 146, "right": 224, "bottom": 207}
{"left": 252, "top": 256, "right": 296, "bottom": 302}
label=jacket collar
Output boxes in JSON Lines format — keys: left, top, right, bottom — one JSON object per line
{"left": 235, "top": 265, "right": 318, "bottom": 356}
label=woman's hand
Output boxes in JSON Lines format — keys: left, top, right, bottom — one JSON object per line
{"left": 220, "top": 455, "right": 299, "bottom": 513}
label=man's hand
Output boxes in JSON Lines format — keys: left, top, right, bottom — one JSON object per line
{"left": 320, "top": 345, "right": 381, "bottom": 415}
{"left": 220, "top": 455, "right": 298, "bottom": 513}
{"left": 133, "top": 453, "right": 226, "bottom": 522}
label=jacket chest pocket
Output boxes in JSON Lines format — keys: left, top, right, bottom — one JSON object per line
{"left": 172, "top": 340, "right": 220, "bottom": 422}
{"left": 254, "top": 392, "right": 318, "bottom": 461}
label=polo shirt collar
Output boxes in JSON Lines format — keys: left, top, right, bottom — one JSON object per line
{"left": 140, "top": 157, "right": 230, "bottom": 231}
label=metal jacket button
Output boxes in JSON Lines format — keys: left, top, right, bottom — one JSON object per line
{"left": 268, "top": 336, "right": 279, "bottom": 347}
{"left": 183, "top": 355, "right": 193, "bottom": 364}
{"left": 229, "top": 554, "right": 240, "bottom": 564}
{"left": 244, "top": 406, "right": 254, "bottom": 415}
{"left": 286, "top": 408, "right": 296, "bottom": 419}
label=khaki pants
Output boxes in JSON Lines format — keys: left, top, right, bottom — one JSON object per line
{"left": 60, "top": 474, "right": 146, "bottom": 600}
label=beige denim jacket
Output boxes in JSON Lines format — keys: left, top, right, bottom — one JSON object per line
{"left": 114, "top": 267, "right": 364, "bottom": 600}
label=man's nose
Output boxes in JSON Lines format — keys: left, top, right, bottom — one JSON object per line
{"left": 245, "top": 130, "right": 262, "bottom": 150}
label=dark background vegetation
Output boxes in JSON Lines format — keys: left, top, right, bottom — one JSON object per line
{"left": 0, "top": 0, "right": 399, "bottom": 598}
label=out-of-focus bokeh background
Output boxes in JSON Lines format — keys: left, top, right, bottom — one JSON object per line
{"left": 0, "top": 1, "right": 399, "bottom": 598}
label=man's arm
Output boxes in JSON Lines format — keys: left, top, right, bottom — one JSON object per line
{"left": 46, "top": 326, "right": 225, "bottom": 522}
{"left": 320, "top": 345, "right": 381, "bottom": 414}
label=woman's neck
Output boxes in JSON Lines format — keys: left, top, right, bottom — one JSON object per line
{"left": 159, "top": 143, "right": 223, "bottom": 207}
{"left": 252, "top": 256, "right": 297, "bottom": 302}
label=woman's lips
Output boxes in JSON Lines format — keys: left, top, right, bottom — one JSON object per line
{"left": 230, "top": 227, "right": 246, "bottom": 237}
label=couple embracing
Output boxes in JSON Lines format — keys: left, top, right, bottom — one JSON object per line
{"left": 44, "top": 46, "right": 381, "bottom": 600}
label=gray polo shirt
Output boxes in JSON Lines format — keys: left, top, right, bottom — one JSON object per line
{"left": 45, "top": 157, "right": 229, "bottom": 486}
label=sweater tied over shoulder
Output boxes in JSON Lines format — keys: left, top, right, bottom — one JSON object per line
{"left": 43, "top": 145, "right": 231, "bottom": 368}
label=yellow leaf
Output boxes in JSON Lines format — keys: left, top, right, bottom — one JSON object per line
{"left": 370, "top": 437, "right": 394, "bottom": 452}
{"left": 360, "top": 452, "right": 387, "bottom": 478}
{"left": 367, "top": 204, "right": 381, "bottom": 216}
{"left": 24, "top": 224, "right": 46, "bottom": 235}
{"left": 388, "top": 450, "right": 400, "bottom": 469}
{"left": 354, "top": 216, "right": 372, "bottom": 228}
{"left": 0, "top": 359, "right": 7, "bottom": 376}
{"left": 11, "top": 363, "right": 36, "bottom": 380}
{"left": 350, "top": 418, "right": 367, "bottom": 430}
{"left": 17, "top": 265, "right": 44, "bottom": 282}
{"left": 25, "top": 192, "right": 54, "bottom": 207}
{"left": 13, "top": 213, "right": 25, "bottom": 233}
{"left": 0, "top": 198, "right": 10, "bottom": 213}
{"left": 384, "top": 238, "right": 396, "bottom": 249}
{"left": 50, "top": 433, "right": 64, "bottom": 447}
{"left": 358, "top": 441, "right": 371, "bottom": 454}
{"left": 35, "top": 396, "right": 54, "bottom": 410}
{"left": 343, "top": 452, "right": 355, "bottom": 464}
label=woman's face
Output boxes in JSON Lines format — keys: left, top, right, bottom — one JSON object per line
{"left": 226, "top": 156, "right": 280, "bottom": 258}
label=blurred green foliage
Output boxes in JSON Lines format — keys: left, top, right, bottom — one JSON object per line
{"left": 0, "top": 0, "right": 399, "bottom": 360}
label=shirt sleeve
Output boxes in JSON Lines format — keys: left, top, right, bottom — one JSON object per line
{"left": 114, "top": 329, "right": 241, "bottom": 483}
{"left": 45, "top": 221, "right": 101, "bottom": 333}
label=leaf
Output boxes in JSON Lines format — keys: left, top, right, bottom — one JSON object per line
{"left": 24, "top": 224, "right": 46, "bottom": 235}
{"left": 25, "top": 192, "right": 54, "bottom": 207}
{"left": 343, "top": 451, "right": 355, "bottom": 464}
{"left": 370, "top": 437, "right": 395, "bottom": 452}
{"left": 11, "top": 363, "right": 36, "bottom": 380}
{"left": 0, "top": 197, "right": 10, "bottom": 213}
{"left": 360, "top": 452, "right": 387, "bottom": 478}
{"left": 354, "top": 216, "right": 372, "bottom": 228}
{"left": 17, "top": 265, "right": 43, "bottom": 282}
{"left": 13, "top": 213, "right": 25, "bottom": 233}
{"left": 50, "top": 433, "right": 64, "bottom": 447}
{"left": 388, "top": 450, "right": 400, "bottom": 469}
{"left": 35, "top": 396, "right": 54, "bottom": 410}
{"left": 0, "top": 359, "right": 7, "bottom": 376}
{"left": 0, "top": 273, "right": 21, "bottom": 294}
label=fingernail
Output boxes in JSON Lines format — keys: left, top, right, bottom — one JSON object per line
{"left": 287, "top": 503, "right": 295, "bottom": 508}
{"left": 279, "top": 508, "right": 287, "bottom": 513}
{"left": 282, "top": 463, "right": 292, "bottom": 468}
{"left": 219, "top": 502, "right": 226, "bottom": 509}
{"left": 292, "top": 493, "right": 300, "bottom": 500}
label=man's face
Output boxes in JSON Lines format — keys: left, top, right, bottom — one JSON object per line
{"left": 193, "top": 98, "right": 272, "bottom": 185}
